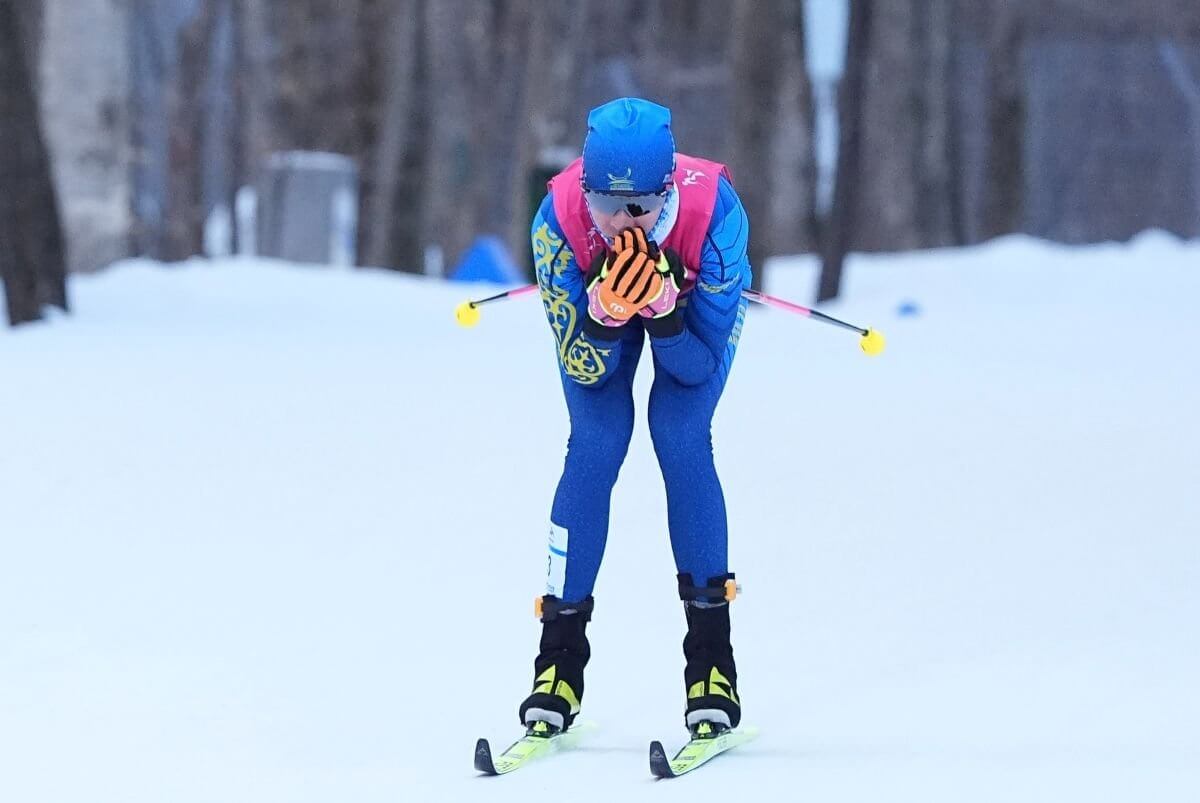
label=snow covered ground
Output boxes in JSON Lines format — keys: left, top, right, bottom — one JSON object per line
{"left": 2, "top": 233, "right": 1198, "bottom": 802}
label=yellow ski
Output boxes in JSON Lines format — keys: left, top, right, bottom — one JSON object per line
{"left": 474, "top": 721, "right": 594, "bottom": 775}
{"left": 649, "top": 725, "right": 758, "bottom": 778}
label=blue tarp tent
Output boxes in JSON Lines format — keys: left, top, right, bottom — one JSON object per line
{"left": 448, "top": 236, "right": 524, "bottom": 284}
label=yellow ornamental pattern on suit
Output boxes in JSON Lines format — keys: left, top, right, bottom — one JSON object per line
{"left": 533, "top": 221, "right": 611, "bottom": 385}
{"left": 729, "top": 300, "right": 746, "bottom": 348}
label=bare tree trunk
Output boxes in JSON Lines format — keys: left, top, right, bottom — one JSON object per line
{"left": 729, "top": 0, "right": 818, "bottom": 278}
{"left": 770, "top": 0, "right": 818, "bottom": 257}
{"left": 944, "top": 0, "right": 969, "bottom": 244}
{"left": 850, "top": 0, "right": 958, "bottom": 251}
{"left": 730, "top": 0, "right": 783, "bottom": 290}
{"left": 36, "top": 0, "right": 132, "bottom": 272}
{"left": 505, "top": 0, "right": 586, "bottom": 268}
{"left": 419, "top": 0, "right": 476, "bottom": 272}
{"left": 408, "top": 0, "right": 523, "bottom": 275}
{"left": 13, "top": 0, "right": 40, "bottom": 65}
{"left": 980, "top": 1, "right": 1024, "bottom": 240}
{"left": 818, "top": 0, "right": 872, "bottom": 302}
{"left": 477, "top": 0, "right": 535, "bottom": 240}
{"left": 231, "top": 0, "right": 275, "bottom": 205}
{"left": 163, "top": 0, "right": 219, "bottom": 260}
{"left": 273, "top": 0, "right": 371, "bottom": 154}
{"left": 361, "top": 0, "right": 420, "bottom": 269}
{"left": 913, "top": 0, "right": 959, "bottom": 247}
{"left": 645, "top": 0, "right": 730, "bottom": 162}
{"left": 462, "top": 1, "right": 507, "bottom": 254}
{"left": 1, "top": 0, "right": 68, "bottom": 325}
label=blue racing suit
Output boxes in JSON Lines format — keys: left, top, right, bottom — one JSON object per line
{"left": 531, "top": 176, "right": 752, "bottom": 603}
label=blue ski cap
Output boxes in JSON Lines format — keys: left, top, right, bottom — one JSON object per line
{"left": 582, "top": 98, "right": 676, "bottom": 195}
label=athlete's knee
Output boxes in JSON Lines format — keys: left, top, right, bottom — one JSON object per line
{"left": 566, "top": 409, "right": 635, "bottom": 471}
{"left": 647, "top": 397, "right": 714, "bottom": 465}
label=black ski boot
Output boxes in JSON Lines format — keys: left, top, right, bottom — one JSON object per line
{"left": 678, "top": 573, "right": 741, "bottom": 735}
{"left": 517, "top": 595, "right": 593, "bottom": 733}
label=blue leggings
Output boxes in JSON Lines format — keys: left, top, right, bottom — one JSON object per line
{"left": 549, "top": 325, "right": 730, "bottom": 603}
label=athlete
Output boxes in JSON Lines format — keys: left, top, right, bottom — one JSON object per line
{"left": 522, "top": 97, "right": 752, "bottom": 737}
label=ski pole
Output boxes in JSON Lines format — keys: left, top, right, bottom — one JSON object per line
{"left": 741, "top": 289, "right": 886, "bottom": 355}
{"left": 455, "top": 283, "right": 886, "bottom": 355}
{"left": 453, "top": 284, "right": 539, "bottom": 328}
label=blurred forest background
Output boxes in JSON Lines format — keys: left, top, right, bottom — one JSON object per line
{"left": 3, "top": 0, "right": 1200, "bottom": 325}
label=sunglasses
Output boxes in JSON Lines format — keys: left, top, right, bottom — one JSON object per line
{"left": 583, "top": 188, "right": 668, "bottom": 218}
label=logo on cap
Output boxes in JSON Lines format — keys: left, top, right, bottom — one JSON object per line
{"left": 607, "top": 169, "right": 635, "bottom": 192}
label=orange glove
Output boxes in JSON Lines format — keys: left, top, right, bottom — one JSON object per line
{"left": 586, "top": 227, "right": 659, "bottom": 327}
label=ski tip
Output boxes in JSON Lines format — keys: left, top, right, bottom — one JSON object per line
{"left": 648, "top": 740, "right": 675, "bottom": 779}
{"left": 474, "top": 738, "right": 498, "bottom": 775}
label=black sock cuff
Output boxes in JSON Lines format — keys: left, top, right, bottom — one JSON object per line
{"left": 538, "top": 594, "right": 595, "bottom": 623}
